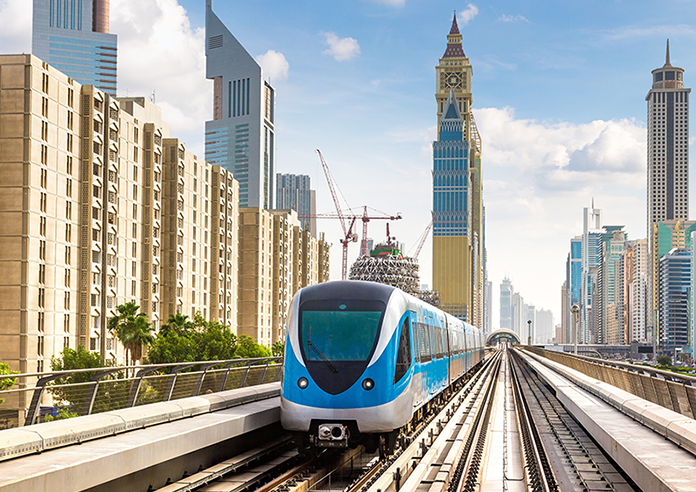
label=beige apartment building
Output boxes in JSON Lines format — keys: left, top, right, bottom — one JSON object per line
{"left": 0, "top": 55, "right": 329, "bottom": 395}
{"left": 238, "top": 208, "right": 330, "bottom": 345}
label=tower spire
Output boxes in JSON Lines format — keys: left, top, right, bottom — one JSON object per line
{"left": 665, "top": 39, "right": 671, "bottom": 66}
{"left": 450, "top": 11, "right": 460, "bottom": 35}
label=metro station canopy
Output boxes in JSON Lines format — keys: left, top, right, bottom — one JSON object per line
{"left": 486, "top": 329, "right": 521, "bottom": 345}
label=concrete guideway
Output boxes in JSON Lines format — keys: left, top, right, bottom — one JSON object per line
{"left": 0, "top": 383, "right": 281, "bottom": 492}
{"left": 519, "top": 349, "right": 696, "bottom": 491}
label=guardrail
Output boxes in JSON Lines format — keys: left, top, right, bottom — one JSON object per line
{"left": 0, "top": 357, "right": 282, "bottom": 427}
{"left": 526, "top": 347, "right": 696, "bottom": 419}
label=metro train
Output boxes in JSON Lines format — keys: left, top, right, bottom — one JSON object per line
{"left": 280, "top": 280, "right": 485, "bottom": 454}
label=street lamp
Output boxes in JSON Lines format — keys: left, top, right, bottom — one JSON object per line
{"left": 527, "top": 319, "right": 532, "bottom": 346}
{"left": 571, "top": 304, "right": 580, "bottom": 355}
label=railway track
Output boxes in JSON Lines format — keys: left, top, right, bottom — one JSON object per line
{"left": 156, "top": 348, "right": 643, "bottom": 492}
{"left": 509, "top": 349, "right": 640, "bottom": 492}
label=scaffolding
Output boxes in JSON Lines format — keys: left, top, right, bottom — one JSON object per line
{"left": 348, "top": 247, "right": 441, "bottom": 308}
{"left": 349, "top": 254, "right": 420, "bottom": 295}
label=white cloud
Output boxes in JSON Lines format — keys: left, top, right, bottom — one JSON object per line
{"left": 322, "top": 32, "right": 361, "bottom": 61}
{"left": 473, "top": 107, "right": 647, "bottom": 321}
{"left": 256, "top": 50, "right": 289, "bottom": 82}
{"left": 499, "top": 14, "right": 529, "bottom": 23}
{"left": 111, "top": 0, "right": 209, "bottom": 155}
{"left": 458, "top": 4, "right": 479, "bottom": 25}
{"left": 0, "top": 0, "right": 31, "bottom": 53}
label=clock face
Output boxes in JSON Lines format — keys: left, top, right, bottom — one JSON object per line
{"left": 440, "top": 71, "right": 463, "bottom": 90}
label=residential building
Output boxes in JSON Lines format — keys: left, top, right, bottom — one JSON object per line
{"left": 32, "top": 0, "right": 117, "bottom": 95}
{"left": 658, "top": 248, "right": 691, "bottom": 358}
{"left": 237, "top": 208, "right": 329, "bottom": 345}
{"left": 625, "top": 239, "right": 648, "bottom": 343}
{"left": 161, "top": 139, "right": 228, "bottom": 326}
{"left": 205, "top": 0, "right": 275, "bottom": 209}
{"left": 210, "top": 166, "right": 240, "bottom": 329}
{"left": 0, "top": 55, "right": 328, "bottom": 426}
{"left": 276, "top": 174, "right": 316, "bottom": 236}
{"left": 647, "top": 41, "right": 690, "bottom": 348}
{"left": 432, "top": 14, "right": 485, "bottom": 326}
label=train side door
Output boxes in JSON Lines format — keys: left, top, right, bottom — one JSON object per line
{"left": 410, "top": 311, "right": 423, "bottom": 407}
{"left": 444, "top": 317, "right": 451, "bottom": 385}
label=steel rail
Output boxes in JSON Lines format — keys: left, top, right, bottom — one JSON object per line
{"left": 452, "top": 354, "right": 502, "bottom": 492}
{"left": 509, "top": 351, "right": 557, "bottom": 492}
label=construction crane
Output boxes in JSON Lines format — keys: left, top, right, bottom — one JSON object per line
{"left": 359, "top": 206, "right": 402, "bottom": 256}
{"left": 408, "top": 217, "right": 434, "bottom": 261}
{"left": 315, "top": 150, "right": 358, "bottom": 280}
{"left": 314, "top": 150, "right": 403, "bottom": 279}
{"left": 301, "top": 208, "right": 403, "bottom": 257}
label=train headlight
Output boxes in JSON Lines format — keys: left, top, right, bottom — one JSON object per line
{"left": 362, "top": 378, "right": 374, "bottom": 391}
{"left": 298, "top": 377, "right": 309, "bottom": 389}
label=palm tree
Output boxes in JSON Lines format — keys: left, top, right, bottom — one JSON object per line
{"left": 108, "top": 302, "right": 155, "bottom": 369}
{"left": 160, "top": 313, "right": 193, "bottom": 337}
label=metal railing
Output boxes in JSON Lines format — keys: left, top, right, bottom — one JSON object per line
{"left": 0, "top": 357, "right": 282, "bottom": 427}
{"left": 526, "top": 347, "right": 696, "bottom": 419}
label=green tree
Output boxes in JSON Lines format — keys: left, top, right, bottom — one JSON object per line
{"left": 235, "top": 335, "right": 272, "bottom": 359}
{"left": 271, "top": 342, "right": 284, "bottom": 358}
{"left": 108, "top": 302, "right": 155, "bottom": 367}
{"left": 657, "top": 355, "right": 672, "bottom": 367}
{"left": 160, "top": 312, "right": 194, "bottom": 337}
{"left": 146, "top": 314, "right": 237, "bottom": 364}
{"left": 0, "top": 363, "right": 18, "bottom": 404}
{"left": 48, "top": 346, "right": 126, "bottom": 413}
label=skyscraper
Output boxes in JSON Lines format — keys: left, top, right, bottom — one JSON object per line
{"left": 276, "top": 174, "right": 316, "bottom": 236}
{"left": 597, "top": 226, "right": 627, "bottom": 344}
{"left": 647, "top": 41, "right": 691, "bottom": 348}
{"left": 432, "top": 14, "right": 485, "bottom": 324}
{"left": 205, "top": 0, "right": 275, "bottom": 209}
{"left": 566, "top": 236, "right": 582, "bottom": 341}
{"left": 659, "top": 248, "right": 691, "bottom": 358}
{"left": 581, "top": 203, "right": 602, "bottom": 343}
{"left": 500, "top": 277, "right": 513, "bottom": 330}
{"left": 32, "top": 0, "right": 117, "bottom": 95}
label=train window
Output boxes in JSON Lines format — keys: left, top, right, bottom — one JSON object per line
{"left": 434, "top": 326, "right": 443, "bottom": 359}
{"left": 301, "top": 309, "right": 381, "bottom": 361}
{"left": 394, "top": 317, "right": 412, "bottom": 383}
{"left": 420, "top": 323, "right": 431, "bottom": 362}
{"left": 412, "top": 317, "right": 420, "bottom": 363}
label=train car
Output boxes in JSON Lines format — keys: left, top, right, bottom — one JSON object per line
{"left": 280, "top": 280, "right": 485, "bottom": 454}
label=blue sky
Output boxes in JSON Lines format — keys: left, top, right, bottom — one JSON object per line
{"left": 2, "top": 0, "right": 695, "bottom": 328}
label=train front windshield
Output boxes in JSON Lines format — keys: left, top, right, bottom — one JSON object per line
{"left": 299, "top": 299, "right": 385, "bottom": 363}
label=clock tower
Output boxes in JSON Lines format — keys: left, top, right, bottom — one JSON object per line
{"left": 432, "top": 13, "right": 485, "bottom": 328}
{"left": 435, "top": 13, "right": 473, "bottom": 141}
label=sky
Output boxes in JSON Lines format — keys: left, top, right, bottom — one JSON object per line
{"left": 2, "top": 0, "right": 696, "bottom": 327}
